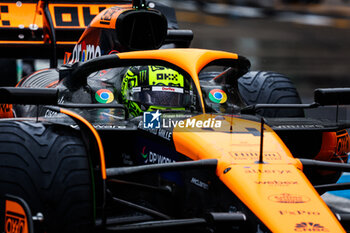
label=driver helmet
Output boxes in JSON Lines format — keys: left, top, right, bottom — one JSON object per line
{"left": 121, "top": 65, "right": 193, "bottom": 117}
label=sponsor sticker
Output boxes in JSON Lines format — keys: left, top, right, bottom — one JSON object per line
{"left": 95, "top": 89, "right": 114, "bottom": 103}
{"left": 268, "top": 193, "right": 310, "bottom": 203}
{"left": 228, "top": 152, "right": 282, "bottom": 161}
{"left": 71, "top": 41, "right": 102, "bottom": 62}
{"left": 4, "top": 199, "right": 30, "bottom": 233}
{"left": 0, "top": 5, "right": 10, "bottom": 27}
{"left": 5, "top": 210, "right": 25, "bottom": 233}
{"left": 336, "top": 130, "right": 350, "bottom": 156}
{"left": 244, "top": 168, "right": 292, "bottom": 175}
{"left": 132, "top": 87, "right": 141, "bottom": 93}
{"left": 190, "top": 177, "right": 209, "bottom": 190}
{"left": 294, "top": 222, "right": 329, "bottom": 232}
{"left": 209, "top": 89, "right": 227, "bottom": 104}
{"left": 156, "top": 72, "right": 179, "bottom": 81}
{"left": 141, "top": 146, "right": 175, "bottom": 164}
{"left": 100, "top": 6, "right": 118, "bottom": 25}
{"left": 255, "top": 180, "right": 298, "bottom": 186}
{"left": 279, "top": 210, "right": 320, "bottom": 216}
{"left": 152, "top": 86, "right": 183, "bottom": 93}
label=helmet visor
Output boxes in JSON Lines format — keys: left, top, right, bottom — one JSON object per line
{"left": 127, "top": 86, "right": 192, "bottom": 108}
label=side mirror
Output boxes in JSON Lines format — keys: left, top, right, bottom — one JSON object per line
{"left": 314, "top": 88, "right": 350, "bottom": 106}
{"left": 0, "top": 87, "right": 58, "bottom": 105}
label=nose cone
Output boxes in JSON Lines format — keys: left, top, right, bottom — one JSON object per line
{"left": 172, "top": 114, "right": 344, "bottom": 233}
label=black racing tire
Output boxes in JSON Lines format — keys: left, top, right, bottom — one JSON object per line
{"left": 0, "top": 121, "right": 93, "bottom": 233}
{"left": 238, "top": 71, "right": 305, "bottom": 117}
{"left": 17, "top": 68, "right": 59, "bottom": 88}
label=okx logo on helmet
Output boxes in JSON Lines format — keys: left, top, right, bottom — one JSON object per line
{"left": 121, "top": 66, "right": 193, "bottom": 117}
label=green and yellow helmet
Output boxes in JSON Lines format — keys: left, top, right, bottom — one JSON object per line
{"left": 121, "top": 65, "right": 194, "bottom": 117}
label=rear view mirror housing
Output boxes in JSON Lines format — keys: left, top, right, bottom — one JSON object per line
{"left": 314, "top": 88, "right": 350, "bottom": 106}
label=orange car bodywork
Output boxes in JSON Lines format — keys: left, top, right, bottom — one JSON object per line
{"left": 5, "top": 199, "right": 29, "bottom": 233}
{"left": 117, "top": 49, "right": 345, "bottom": 232}
{"left": 0, "top": 2, "right": 131, "bottom": 45}
{"left": 173, "top": 115, "right": 344, "bottom": 233}
{"left": 316, "top": 130, "right": 350, "bottom": 163}
{"left": 0, "top": 104, "right": 13, "bottom": 118}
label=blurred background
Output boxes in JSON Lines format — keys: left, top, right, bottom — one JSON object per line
{"left": 160, "top": 0, "right": 350, "bottom": 103}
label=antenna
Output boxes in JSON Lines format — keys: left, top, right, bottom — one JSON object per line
{"left": 336, "top": 100, "right": 339, "bottom": 124}
{"left": 258, "top": 117, "right": 265, "bottom": 164}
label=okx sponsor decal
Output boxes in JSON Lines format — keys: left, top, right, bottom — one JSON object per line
{"left": 4, "top": 199, "right": 30, "bottom": 233}
{"left": 5, "top": 210, "right": 25, "bottom": 233}
{"left": 141, "top": 146, "right": 175, "bottom": 164}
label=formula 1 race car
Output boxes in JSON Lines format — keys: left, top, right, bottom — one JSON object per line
{"left": 1, "top": 1, "right": 350, "bottom": 233}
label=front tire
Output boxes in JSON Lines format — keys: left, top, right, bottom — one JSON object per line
{"left": 0, "top": 121, "right": 93, "bottom": 233}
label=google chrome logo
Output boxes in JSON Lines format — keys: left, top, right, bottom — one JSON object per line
{"left": 209, "top": 89, "right": 227, "bottom": 104}
{"left": 95, "top": 89, "right": 114, "bottom": 103}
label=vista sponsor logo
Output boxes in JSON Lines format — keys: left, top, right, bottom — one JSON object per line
{"left": 268, "top": 193, "right": 310, "bottom": 203}
{"left": 279, "top": 210, "right": 320, "bottom": 216}
{"left": 141, "top": 146, "right": 175, "bottom": 164}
